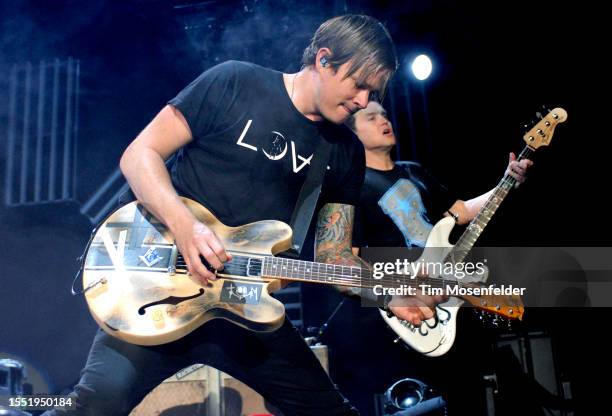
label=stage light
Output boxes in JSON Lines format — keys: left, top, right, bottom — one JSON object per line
{"left": 382, "top": 378, "right": 446, "bottom": 415}
{"left": 411, "top": 54, "right": 432, "bottom": 81}
{"left": 385, "top": 378, "right": 426, "bottom": 410}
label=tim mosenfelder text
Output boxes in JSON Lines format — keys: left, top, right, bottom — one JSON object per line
{"left": 369, "top": 258, "right": 526, "bottom": 297}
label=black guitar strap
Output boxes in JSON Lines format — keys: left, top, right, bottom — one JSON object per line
{"left": 284, "top": 138, "right": 333, "bottom": 258}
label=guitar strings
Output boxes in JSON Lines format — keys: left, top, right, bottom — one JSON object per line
{"left": 174, "top": 256, "right": 489, "bottom": 290}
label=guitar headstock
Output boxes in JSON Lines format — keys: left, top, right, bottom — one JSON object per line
{"left": 462, "top": 293, "right": 525, "bottom": 320}
{"left": 523, "top": 107, "right": 567, "bottom": 149}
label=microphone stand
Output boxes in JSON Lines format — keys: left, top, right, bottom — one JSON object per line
{"left": 306, "top": 298, "right": 347, "bottom": 345}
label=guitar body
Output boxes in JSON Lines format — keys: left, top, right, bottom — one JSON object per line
{"left": 83, "top": 198, "right": 292, "bottom": 346}
{"left": 379, "top": 216, "right": 489, "bottom": 357}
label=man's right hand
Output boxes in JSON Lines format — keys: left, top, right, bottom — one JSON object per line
{"left": 174, "top": 219, "right": 232, "bottom": 285}
{"left": 388, "top": 292, "right": 448, "bottom": 326}
{"left": 119, "top": 105, "right": 233, "bottom": 285}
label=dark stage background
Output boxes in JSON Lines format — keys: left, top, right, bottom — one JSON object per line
{"left": 1, "top": 1, "right": 608, "bottom": 415}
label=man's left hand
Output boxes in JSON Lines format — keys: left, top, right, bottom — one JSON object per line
{"left": 506, "top": 152, "right": 534, "bottom": 186}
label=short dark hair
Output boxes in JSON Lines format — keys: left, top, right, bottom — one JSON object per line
{"left": 302, "top": 15, "right": 398, "bottom": 99}
{"left": 345, "top": 102, "right": 387, "bottom": 132}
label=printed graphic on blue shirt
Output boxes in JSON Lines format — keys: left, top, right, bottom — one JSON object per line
{"left": 378, "top": 179, "right": 433, "bottom": 247}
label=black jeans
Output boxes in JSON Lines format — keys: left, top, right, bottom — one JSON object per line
{"left": 42, "top": 318, "right": 358, "bottom": 416}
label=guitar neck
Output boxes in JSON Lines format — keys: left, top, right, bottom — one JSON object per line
{"left": 447, "top": 145, "right": 535, "bottom": 263}
{"left": 262, "top": 256, "right": 368, "bottom": 287}
{"left": 259, "top": 255, "right": 472, "bottom": 291}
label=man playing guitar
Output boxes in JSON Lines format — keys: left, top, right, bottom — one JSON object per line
{"left": 44, "top": 15, "right": 445, "bottom": 416}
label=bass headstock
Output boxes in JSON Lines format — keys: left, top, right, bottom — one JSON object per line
{"left": 523, "top": 107, "right": 567, "bottom": 149}
{"left": 461, "top": 292, "right": 525, "bottom": 320}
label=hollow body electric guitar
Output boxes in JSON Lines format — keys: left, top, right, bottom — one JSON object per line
{"left": 82, "top": 198, "right": 525, "bottom": 346}
{"left": 379, "top": 107, "right": 567, "bottom": 356}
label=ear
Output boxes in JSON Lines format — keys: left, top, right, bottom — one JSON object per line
{"left": 315, "top": 48, "right": 333, "bottom": 72}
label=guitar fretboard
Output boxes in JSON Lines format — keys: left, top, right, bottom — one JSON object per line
{"left": 445, "top": 146, "right": 534, "bottom": 264}
{"left": 263, "top": 256, "right": 366, "bottom": 286}
{"left": 261, "top": 256, "right": 478, "bottom": 291}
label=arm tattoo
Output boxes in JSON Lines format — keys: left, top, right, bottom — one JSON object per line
{"left": 315, "top": 203, "right": 374, "bottom": 299}
{"left": 315, "top": 203, "right": 354, "bottom": 264}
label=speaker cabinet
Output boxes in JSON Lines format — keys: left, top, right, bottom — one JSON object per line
{"left": 489, "top": 332, "right": 572, "bottom": 416}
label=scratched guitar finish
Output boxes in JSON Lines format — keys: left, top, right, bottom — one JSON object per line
{"left": 83, "top": 198, "right": 293, "bottom": 345}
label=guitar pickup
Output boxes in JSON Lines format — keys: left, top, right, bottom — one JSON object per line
{"left": 246, "top": 257, "right": 263, "bottom": 277}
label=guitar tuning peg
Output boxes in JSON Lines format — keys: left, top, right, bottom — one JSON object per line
{"left": 535, "top": 111, "right": 543, "bottom": 119}
{"left": 475, "top": 309, "right": 493, "bottom": 325}
{"left": 523, "top": 118, "right": 539, "bottom": 130}
{"left": 523, "top": 121, "right": 535, "bottom": 130}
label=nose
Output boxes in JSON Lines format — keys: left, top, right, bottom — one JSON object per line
{"left": 353, "top": 89, "right": 369, "bottom": 109}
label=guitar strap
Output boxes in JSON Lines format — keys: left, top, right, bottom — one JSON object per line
{"left": 284, "top": 138, "right": 333, "bottom": 258}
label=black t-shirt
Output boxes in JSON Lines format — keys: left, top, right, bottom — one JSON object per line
{"left": 168, "top": 61, "right": 365, "bottom": 227}
{"left": 354, "top": 162, "right": 456, "bottom": 247}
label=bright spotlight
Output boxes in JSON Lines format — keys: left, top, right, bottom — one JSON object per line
{"left": 383, "top": 378, "right": 446, "bottom": 415}
{"left": 411, "top": 54, "right": 433, "bottom": 81}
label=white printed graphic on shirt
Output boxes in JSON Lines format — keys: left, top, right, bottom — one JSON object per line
{"left": 235, "top": 119, "right": 314, "bottom": 173}
{"left": 262, "top": 131, "right": 288, "bottom": 160}
{"left": 236, "top": 119, "right": 257, "bottom": 151}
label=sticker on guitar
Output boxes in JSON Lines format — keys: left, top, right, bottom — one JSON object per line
{"left": 221, "top": 281, "right": 262, "bottom": 304}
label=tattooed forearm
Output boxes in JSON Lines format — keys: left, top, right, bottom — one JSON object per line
{"left": 315, "top": 203, "right": 377, "bottom": 300}
{"left": 315, "top": 203, "right": 370, "bottom": 268}
{"left": 315, "top": 203, "right": 354, "bottom": 263}
{"left": 315, "top": 203, "right": 352, "bottom": 249}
